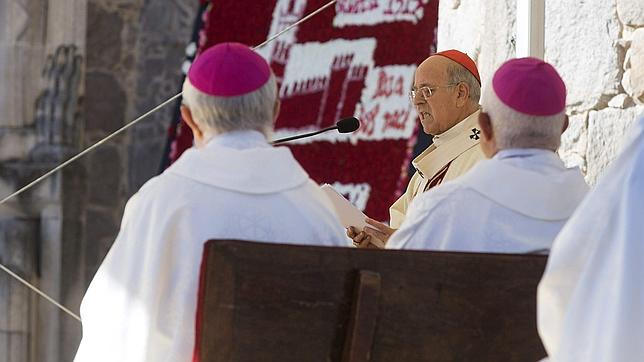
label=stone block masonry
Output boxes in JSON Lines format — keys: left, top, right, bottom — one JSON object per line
{"left": 437, "top": 0, "right": 644, "bottom": 185}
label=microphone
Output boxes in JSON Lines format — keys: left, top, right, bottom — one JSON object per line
{"left": 271, "top": 117, "right": 360, "bottom": 145}
{"left": 335, "top": 117, "right": 360, "bottom": 133}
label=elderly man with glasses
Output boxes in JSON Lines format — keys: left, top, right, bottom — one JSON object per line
{"left": 349, "top": 49, "right": 486, "bottom": 248}
{"left": 387, "top": 57, "right": 587, "bottom": 253}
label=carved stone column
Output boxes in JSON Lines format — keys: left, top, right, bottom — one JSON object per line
{"left": 28, "top": 44, "right": 85, "bottom": 362}
{"left": 0, "top": 1, "right": 196, "bottom": 360}
{"left": 0, "top": 43, "right": 84, "bottom": 362}
{"left": 0, "top": 2, "right": 86, "bottom": 360}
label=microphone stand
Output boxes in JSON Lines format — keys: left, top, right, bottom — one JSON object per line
{"left": 271, "top": 125, "right": 338, "bottom": 145}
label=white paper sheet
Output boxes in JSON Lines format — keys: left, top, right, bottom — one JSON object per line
{"left": 321, "top": 184, "right": 386, "bottom": 249}
{"left": 321, "top": 184, "right": 368, "bottom": 230}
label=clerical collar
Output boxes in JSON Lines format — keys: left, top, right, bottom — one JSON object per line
{"left": 205, "top": 130, "right": 269, "bottom": 150}
{"left": 494, "top": 148, "right": 556, "bottom": 160}
{"left": 411, "top": 109, "right": 481, "bottom": 181}
{"left": 432, "top": 110, "right": 480, "bottom": 148}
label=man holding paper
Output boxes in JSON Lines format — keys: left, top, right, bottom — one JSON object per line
{"left": 349, "top": 50, "right": 486, "bottom": 248}
{"left": 386, "top": 58, "right": 588, "bottom": 253}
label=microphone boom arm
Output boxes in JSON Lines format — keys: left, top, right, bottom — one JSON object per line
{"left": 271, "top": 125, "right": 337, "bottom": 145}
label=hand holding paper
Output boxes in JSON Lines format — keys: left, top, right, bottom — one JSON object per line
{"left": 362, "top": 218, "right": 395, "bottom": 245}
{"left": 320, "top": 184, "right": 368, "bottom": 231}
{"left": 321, "top": 184, "right": 391, "bottom": 249}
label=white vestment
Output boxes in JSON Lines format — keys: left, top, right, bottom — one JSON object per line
{"left": 538, "top": 115, "right": 644, "bottom": 362}
{"left": 389, "top": 110, "right": 485, "bottom": 228}
{"left": 74, "top": 131, "right": 349, "bottom": 362}
{"left": 387, "top": 149, "right": 588, "bottom": 253}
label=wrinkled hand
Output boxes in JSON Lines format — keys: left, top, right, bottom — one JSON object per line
{"left": 346, "top": 218, "right": 395, "bottom": 249}
{"left": 347, "top": 226, "right": 376, "bottom": 249}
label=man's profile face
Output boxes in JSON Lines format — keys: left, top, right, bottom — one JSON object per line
{"left": 412, "top": 56, "right": 460, "bottom": 136}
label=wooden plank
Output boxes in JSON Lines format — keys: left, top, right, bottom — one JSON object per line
{"left": 194, "top": 240, "right": 548, "bottom": 362}
{"left": 342, "top": 270, "right": 381, "bottom": 362}
{"left": 196, "top": 243, "right": 236, "bottom": 362}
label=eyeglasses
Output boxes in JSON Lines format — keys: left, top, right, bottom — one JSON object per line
{"left": 409, "top": 83, "right": 459, "bottom": 102}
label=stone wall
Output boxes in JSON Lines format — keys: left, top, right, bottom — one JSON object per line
{"left": 127, "top": 1, "right": 197, "bottom": 194}
{"left": 0, "top": 0, "right": 46, "bottom": 130}
{"left": 0, "top": 213, "right": 38, "bottom": 362}
{"left": 437, "top": 0, "right": 644, "bottom": 185}
{"left": 79, "top": 1, "right": 198, "bottom": 360}
{"left": 0, "top": 0, "right": 197, "bottom": 361}
{"left": 82, "top": 0, "right": 197, "bottom": 304}
{"left": 0, "top": 1, "right": 87, "bottom": 361}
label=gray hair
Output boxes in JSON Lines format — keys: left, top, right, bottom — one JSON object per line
{"left": 446, "top": 62, "right": 481, "bottom": 103}
{"left": 181, "top": 74, "right": 277, "bottom": 136}
{"left": 481, "top": 82, "right": 565, "bottom": 150}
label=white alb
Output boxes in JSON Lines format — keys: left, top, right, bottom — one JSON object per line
{"left": 538, "top": 115, "right": 644, "bottom": 362}
{"left": 74, "top": 131, "right": 349, "bottom": 362}
{"left": 387, "top": 148, "right": 588, "bottom": 253}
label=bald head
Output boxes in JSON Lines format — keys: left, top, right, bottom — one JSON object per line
{"left": 411, "top": 55, "right": 481, "bottom": 135}
{"left": 416, "top": 55, "right": 452, "bottom": 86}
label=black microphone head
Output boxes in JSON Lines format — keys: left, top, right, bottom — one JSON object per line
{"left": 336, "top": 117, "right": 360, "bottom": 133}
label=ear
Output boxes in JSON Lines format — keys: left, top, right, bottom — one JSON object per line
{"left": 455, "top": 82, "right": 470, "bottom": 107}
{"left": 478, "top": 111, "right": 494, "bottom": 140}
{"left": 181, "top": 105, "right": 204, "bottom": 143}
{"left": 561, "top": 114, "right": 569, "bottom": 134}
{"left": 478, "top": 111, "right": 497, "bottom": 158}
{"left": 273, "top": 99, "right": 281, "bottom": 123}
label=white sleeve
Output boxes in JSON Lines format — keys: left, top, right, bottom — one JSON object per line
{"left": 386, "top": 185, "right": 458, "bottom": 250}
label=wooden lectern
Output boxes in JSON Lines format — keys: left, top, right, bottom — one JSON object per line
{"left": 193, "top": 240, "right": 548, "bottom": 362}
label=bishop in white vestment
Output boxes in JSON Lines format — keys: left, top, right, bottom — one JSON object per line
{"left": 538, "top": 114, "right": 644, "bottom": 362}
{"left": 387, "top": 57, "right": 588, "bottom": 253}
{"left": 74, "top": 43, "right": 349, "bottom": 362}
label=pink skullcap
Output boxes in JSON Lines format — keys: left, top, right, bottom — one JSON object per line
{"left": 492, "top": 57, "right": 566, "bottom": 116}
{"left": 187, "top": 42, "right": 271, "bottom": 97}
{"left": 435, "top": 49, "right": 481, "bottom": 85}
